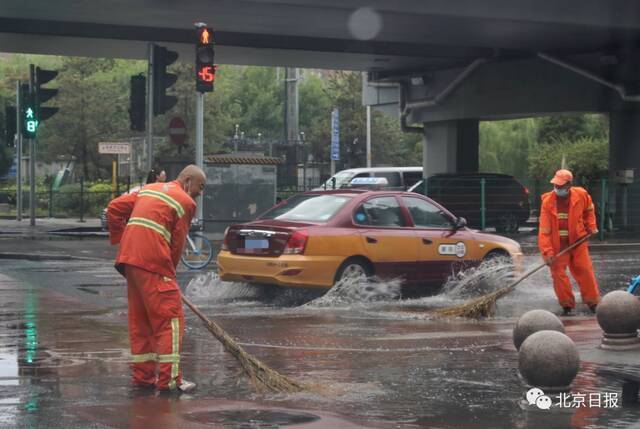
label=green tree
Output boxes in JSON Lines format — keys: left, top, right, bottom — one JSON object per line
{"left": 479, "top": 118, "right": 538, "bottom": 179}
{"left": 306, "top": 71, "right": 421, "bottom": 168}
{"left": 38, "top": 57, "right": 137, "bottom": 179}
{"left": 528, "top": 137, "right": 608, "bottom": 184}
{"left": 537, "top": 114, "right": 607, "bottom": 144}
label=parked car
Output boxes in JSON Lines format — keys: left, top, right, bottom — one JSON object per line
{"left": 217, "top": 188, "right": 523, "bottom": 291}
{"left": 316, "top": 167, "right": 423, "bottom": 191}
{"left": 409, "top": 173, "right": 530, "bottom": 233}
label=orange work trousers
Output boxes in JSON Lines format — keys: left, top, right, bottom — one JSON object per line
{"left": 125, "top": 265, "right": 184, "bottom": 390}
{"left": 549, "top": 243, "right": 600, "bottom": 309}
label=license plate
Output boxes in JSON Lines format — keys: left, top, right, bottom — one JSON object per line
{"left": 245, "top": 239, "right": 268, "bottom": 249}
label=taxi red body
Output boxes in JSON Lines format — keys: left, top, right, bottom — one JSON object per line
{"left": 217, "top": 189, "right": 523, "bottom": 290}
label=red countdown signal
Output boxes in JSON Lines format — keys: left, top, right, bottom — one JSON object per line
{"left": 198, "top": 66, "right": 215, "bottom": 82}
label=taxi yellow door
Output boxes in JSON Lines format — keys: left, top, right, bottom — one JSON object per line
{"left": 353, "top": 196, "right": 419, "bottom": 282}
{"left": 401, "top": 196, "right": 473, "bottom": 285}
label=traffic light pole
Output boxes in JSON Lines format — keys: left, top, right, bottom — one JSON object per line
{"left": 15, "top": 80, "right": 22, "bottom": 221}
{"left": 29, "top": 65, "right": 36, "bottom": 226}
{"left": 196, "top": 92, "right": 204, "bottom": 221}
{"left": 146, "top": 43, "right": 154, "bottom": 172}
{"left": 29, "top": 138, "right": 35, "bottom": 226}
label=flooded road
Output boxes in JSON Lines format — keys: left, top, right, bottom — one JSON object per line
{"left": 0, "top": 240, "right": 639, "bottom": 428}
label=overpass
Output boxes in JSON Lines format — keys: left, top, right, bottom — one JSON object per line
{"left": 2, "top": 1, "right": 640, "bottom": 225}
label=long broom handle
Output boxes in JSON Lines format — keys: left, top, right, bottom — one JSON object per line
{"left": 505, "top": 233, "right": 593, "bottom": 292}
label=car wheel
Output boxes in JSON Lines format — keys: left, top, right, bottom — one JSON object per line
{"left": 496, "top": 212, "right": 519, "bottom": 234}
{"left": 334, "top": 259, "right": 372, "bottom": 284}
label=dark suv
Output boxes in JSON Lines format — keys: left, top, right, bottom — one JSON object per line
{"left": 409, "top": 173, "right": 530, "bottom": 233}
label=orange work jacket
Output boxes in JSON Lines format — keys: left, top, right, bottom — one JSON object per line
{"left": 538, "top": 186, "right": 597, "bottom": 257}
{"left": 108, "top": 181, "right": 196, "bottom": 278}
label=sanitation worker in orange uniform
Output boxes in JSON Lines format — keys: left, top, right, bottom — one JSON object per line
{"left": 108, "top": 165, "right": 206, "bottom": 392}
{"left": 538, "top": 169, "right": 600, "bottom": 316}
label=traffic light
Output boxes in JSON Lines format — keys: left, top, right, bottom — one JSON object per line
{"left": 129, "top": 75, "right": 146, "bottom": 131}
{"left": 195, "top": 27, "right": 215, "bottom": 92}
{"left": 35, "top": 66, "right": 59, "bottom": 122}
{"left": 152, "top": 46, "right": 178, "bottom": 115}
{"left": 4, "top": 106, "right": 16, "bottom": 146}
{"left": 20, "top": 83, "right": 37, "bottom": 139}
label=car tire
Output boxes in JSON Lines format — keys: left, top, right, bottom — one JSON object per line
{"left": 334, "top": 258, "right": 372, "bottom": 285}
{"left": 483, "top": 250, "right": 511, "bottom": 263}
{"left": 495, "top": 212, "right": 519, "bottom": 234}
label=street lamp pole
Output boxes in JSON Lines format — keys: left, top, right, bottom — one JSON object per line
{"left": 366, "top": 105, "right": 372, "bottom": 168}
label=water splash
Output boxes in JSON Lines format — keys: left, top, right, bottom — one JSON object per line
{"left": 441, "top": 257, "right": 515, "bottom": 299}
{"left": 185, "top": 272, "right": 263, "bottom": 302}
{"left": 184, "top": 272, "right": 323, "bottom": 308}
{"left": 303, "top": 276, "right": 402, "bottom": 308}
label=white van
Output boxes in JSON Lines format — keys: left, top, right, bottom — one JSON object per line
{"left": 317, "top": 167, "right": 423, "bottom": 191}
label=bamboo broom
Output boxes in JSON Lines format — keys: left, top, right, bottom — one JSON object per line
{"left": 434, "top": 233, "right": 593, "bottom": 319}
{"left": 182, "top": 295, "right": 306, "bottom": 393}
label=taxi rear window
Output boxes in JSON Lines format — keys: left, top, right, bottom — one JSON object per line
{"left": 260, "top": 194, "right": 352, "bottom": 222}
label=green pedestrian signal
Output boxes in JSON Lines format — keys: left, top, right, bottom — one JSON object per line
{"left": 25, "top": 107, "right": 38, "bottom": 135}
{"left": 20, "top": 83, "right": 37, "bottom": 139}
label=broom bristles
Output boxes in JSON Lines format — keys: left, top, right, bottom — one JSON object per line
{"left": 435, "top": 234, "right": 593, "bottom": 319}
{"left": 183, "top": 295, "right": 307, "bottom": 393}
{"left": 434, "top": 285, "right": 516, "bottom": 319}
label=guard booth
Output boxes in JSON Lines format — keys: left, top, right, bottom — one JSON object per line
{"left": 203, "top": 154, "right": 281, "bottom": 237}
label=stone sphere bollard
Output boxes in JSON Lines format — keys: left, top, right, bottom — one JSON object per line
{"left": 513, "top": 309, "right": 565, "bottom": 350}
{"left": 519, "top": 330, "right": 579, "bottom": 393}
{"left": 596, "top": 290, "right": 640, "bottom": 350}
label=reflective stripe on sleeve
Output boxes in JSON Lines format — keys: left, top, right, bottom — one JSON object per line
{"left": 557, "top": 213, "right": 568, "bottom": 219}
{"left": 138, "top": 190, "right": 185, "bottom": 217}
{"left": 127, "top": 217, "right": 172, "bottom": 243}
{"left": 131, "top": 352, "right": 157, "bottom": 363}
{"left": 559, "top": 230, "right": 569, "bottom": 237}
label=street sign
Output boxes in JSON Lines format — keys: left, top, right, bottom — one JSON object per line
{"left": 98, "top": 142, "right": 131, "bottom": 154}
{"left": 168, "top": 117, "right": 187, "bottom": 145}
{"left": 331, "top": 108, "right": 340, "bottom": 161}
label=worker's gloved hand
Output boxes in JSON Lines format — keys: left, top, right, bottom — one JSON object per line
{"left": 543, "top": 254, "right": 556, "bottom": 265}
{"left": 586, "top": 228, "right": 598, "bottom": 235}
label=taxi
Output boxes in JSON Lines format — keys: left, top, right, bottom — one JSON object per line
{"left": 217, "top": 178, "right": 523, "bottom": 290}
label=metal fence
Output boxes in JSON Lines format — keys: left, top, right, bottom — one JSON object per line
{"left": 3, "top": 176, "right": 637, "bottom": 240}
{"left": 0, "top": 178, "right": 134, "bottom": 221}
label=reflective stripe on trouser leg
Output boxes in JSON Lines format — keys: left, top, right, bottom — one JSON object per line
{"left": 131, "top": 353, "right": 157, "bottom": 363}
{"left": 568, "top": 245, "right": 600, "bottom": 306}
{"left": 126, "top": 266, "right": 158, "bottom": 386}
{"left": 161, "top": 317, "right": 180, "bottom": 390}
{"left": 549, "top": 253, "right": 576, "bottom": 308}
{"left": 157, "top": 317, "right": 181, "bottom": 390}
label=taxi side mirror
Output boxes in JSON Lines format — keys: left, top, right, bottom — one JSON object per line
{"left": 454, "top": 217, "right": 467, "bottom": 230}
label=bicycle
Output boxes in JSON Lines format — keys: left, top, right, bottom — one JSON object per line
{"left": 181, "top": 218, "right": 214, "bottom": 270}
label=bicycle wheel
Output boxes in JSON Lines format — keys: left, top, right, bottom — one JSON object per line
{"left": 181, "top": 233, "right": 214, "bottom": 269}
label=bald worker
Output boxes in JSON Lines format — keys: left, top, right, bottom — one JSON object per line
{"left": 108, "top": 165, "right": 206, "bottom": 392}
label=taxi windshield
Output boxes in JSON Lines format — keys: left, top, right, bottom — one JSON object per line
{"left": 260, "top": 194, "right": 352, "bottom": 222}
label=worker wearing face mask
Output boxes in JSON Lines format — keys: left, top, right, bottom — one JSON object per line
{"left": 538, "top": 169, "right": 600, "bottom": 316}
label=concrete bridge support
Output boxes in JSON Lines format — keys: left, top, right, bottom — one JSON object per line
{"left": 609, "top": 110, "right": 640, "bottom": 231}
{"left": 421, "top": 119, "right": 479, "bottom": 177}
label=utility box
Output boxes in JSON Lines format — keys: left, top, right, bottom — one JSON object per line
{"left": 203, "top": 154, "right": 281, "bottom": 237}
{"left": 614, "top": 169, "right": 634, "bottom": 184}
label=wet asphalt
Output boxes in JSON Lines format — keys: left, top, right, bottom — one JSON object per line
{"left": 0, "top": 235, "right": 639, "bottom": 428}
